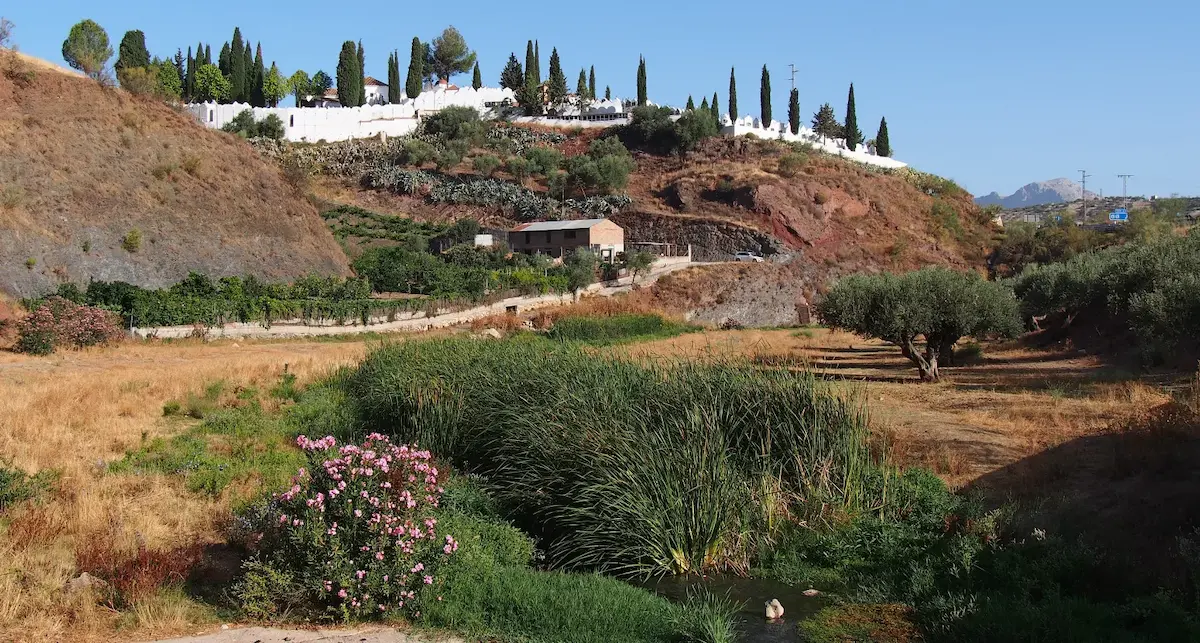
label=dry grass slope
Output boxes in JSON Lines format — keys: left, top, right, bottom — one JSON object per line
{"left": 0, "top": 52, "right": 350, "bottom": 298}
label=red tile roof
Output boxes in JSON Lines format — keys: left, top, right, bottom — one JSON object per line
{"left": 364, "top": 76, "right": 387, "bottom": 87}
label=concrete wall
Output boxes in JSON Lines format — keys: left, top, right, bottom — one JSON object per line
{"left": 719, "top": 115, "right": 908, "bottom": 169}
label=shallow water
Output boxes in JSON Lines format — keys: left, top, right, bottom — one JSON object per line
{"left": 640, "top": 574, "right": 827, "bottom": 642}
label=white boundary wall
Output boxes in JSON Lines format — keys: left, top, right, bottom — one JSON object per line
{"left": 719, "top": 115, "right": 907, "bottom": 169}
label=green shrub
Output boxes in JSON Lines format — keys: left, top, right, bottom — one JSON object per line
{"left": 471, "top": 154, "right": 501, "bottom": 177}
{"left": 1, "top": 185, "right": 23, "bottom": 209}
{"left": 930, "top": 200, "right": 964, "bottom": 240}
{"left": 0, "top": 461, "right": 57, "bottom": 512}
{"left": 669, "top": 590, "right": 741, "bottom": 643}
{"left": 436, "top": 149, "right": 463, "bottom": 171}
{"left": 421, "top": 106, "right": 484, "bottom": 143}
{"left": 523, "top": 146, "right": 562, "bottom": 176}
{"left": 121, "top": 229, "right": 142, "bottom": 252}
{"left": 776, "top": 151, "right": 808, "bottom": 177}
{"left": 221, "top": 109, "right": 286, "bottom": 140}
{"left": 24, "top": 257, "right": 35, "bottom": 270}
{"left": 504, "top": 156, "right": 533, "bottom": 181}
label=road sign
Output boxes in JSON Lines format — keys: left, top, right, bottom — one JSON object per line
{"left": 1109, "top": 208, "right": 1128, "bottom": 221}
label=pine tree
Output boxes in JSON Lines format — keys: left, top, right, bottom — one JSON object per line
{"left": 500, "top": 53, "right": 523, "bottom": 90}
{"left": 712, "top": 92, "right": 719, "bottom": 122}
{"left": 533, "top": 41, "right": 541, "bottom": 82}
{"left": 251, "top": 43, "right": 265, "bottom": 107}
{"left": 406, "top": 37, "right": 423, "bottom": 99}
{"left": 337, "top": 40, "right": 359, "bottom": 107}
{"left": 524, "top": 41, "right": 536, "bottom": 85}
{"left": 174, "top": 49, "right": 185, "bottom": 94}
{"left": 116, "top": 30, "right": 150, "bottom": 75}
{"left": 242, "top": 43, "right": 253, "bottom": 102}
{"left": 812, "top": 103, "right": 839, "bottom": 142}
{"left": 844, "top": 83, "right": 862, "bottom": 150}
{"left": 472, "top": 61, "right": 482, "bottom": 89}
{"left": 218, "top": 42, "right": 231, "bottom": 76}
{"left": 760, "top": 65, "right": 771, "bottom": 124}
{"left": 728, "top": 68, "right": 738, "bottom": 120}
{"left": 230, "top": 28, "right": 246, "bottom": 102}
{"left": 387, "top": 51, "right": 401, "bottom": 103}
{"left": 588, "top": 66, "right": 596, "bottom": 100}
{"left": 700, "top": 96, "right": 709, "bottom": 111}
{"left": 875, "top": 117, "right": 891, "bottom": 157}
{"left": 356, "top": 41, "right": 365, "bottom": 106}
{"left": 686, "top": 95, "right": 695, "bottom": 111}
{"left": 576, "top": 69, "right": 588, "bottom": 100}
{"left": 184, "top": 46, "right": 194, "bottom": 102}
{"left": 546, "top": 47, "right": 567, "bottom": 105}
{"left": 787, "top": 88, "right": 800, "bottom": 135}
{"left": 636, "top": 56, "right": 647, "bottom": 106}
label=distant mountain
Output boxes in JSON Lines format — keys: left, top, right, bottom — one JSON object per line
{"left": 975, "top": 178, "right": 1099, "bottom": 209}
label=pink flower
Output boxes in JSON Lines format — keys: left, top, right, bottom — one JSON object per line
{"left": 338, "top": 589, "right": 348, "bottom": 598}
{"left": 423, "top": 575, "right": 433, "bottom": 585}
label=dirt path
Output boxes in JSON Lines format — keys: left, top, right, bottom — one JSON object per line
{"left": 149, "top": 626, "right": 462, "bottom": 643}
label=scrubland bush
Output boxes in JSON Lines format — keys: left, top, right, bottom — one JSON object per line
{"left": 471, "top": 154, "right": 501, "bottom": 177}
{"left": 15, "top": 296, "right": 123, "bottom": 355}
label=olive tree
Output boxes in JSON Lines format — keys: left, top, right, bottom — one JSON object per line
{"left": 817, "top": 267, "right": 1021, "bottom": 381}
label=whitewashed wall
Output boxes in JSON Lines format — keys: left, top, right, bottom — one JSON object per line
{"left": 719, "top": 115, "right": 907, "bottom": 169}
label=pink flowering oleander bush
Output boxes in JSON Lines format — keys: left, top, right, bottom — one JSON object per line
{"left": 16, "top": 296, "right": 123, "bottom": 355}
{"left": 238, "top": 433, "right": 458, "bottom": 621}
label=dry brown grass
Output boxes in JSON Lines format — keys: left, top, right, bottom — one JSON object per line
{"left": 0, "top": 340, "right": 365, "bottom": 642}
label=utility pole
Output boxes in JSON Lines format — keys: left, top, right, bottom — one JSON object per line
{"left": 1078, "top": 169, "right": 1090, "bottom": 222}
{"left": 788, "top": 63, "right": 797, "bottom": 92}
{"left": 1117, "top": 174, "right": 1133, "bottom": 212}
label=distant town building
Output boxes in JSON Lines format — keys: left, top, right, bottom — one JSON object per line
{"left": 509, "top": 219, "right": 624, "bottom": 262}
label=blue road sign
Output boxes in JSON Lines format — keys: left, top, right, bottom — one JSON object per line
{"left": 1110, "top": 208, "right": 1128, "bottom": 221}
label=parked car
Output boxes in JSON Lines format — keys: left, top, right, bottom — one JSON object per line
{"left": 734, "top": 251, "right": 764, "bottom": 263}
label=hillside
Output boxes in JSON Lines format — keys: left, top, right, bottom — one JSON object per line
{"left": 300, "top": 130, "right": 996, "bottom": 325}
{"left": 0, "top": 52, "right": 350, "bottom": 298}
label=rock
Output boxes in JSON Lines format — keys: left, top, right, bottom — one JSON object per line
{"left": 64, "top": 572, "right": 106, "bottom": 594}
{"left": 480, "top": 328, "right": 502, "bottom": 340}
{"left": 803, "top": 588, "right": 820, "bottom": 597}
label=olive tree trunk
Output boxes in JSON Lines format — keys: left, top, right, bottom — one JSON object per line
{"left": 901, "top": 338, "right": 940, "bottom": 382}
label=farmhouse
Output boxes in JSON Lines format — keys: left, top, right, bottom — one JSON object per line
{"left": 509, "top": 219, "right": 624, "bottom": 261}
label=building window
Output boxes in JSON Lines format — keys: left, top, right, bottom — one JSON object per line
{"left": 208, "top": 111, "right": 213, "bottom": 123}
{"left": 565, "top": 230, "right": 577, "bottom": 240}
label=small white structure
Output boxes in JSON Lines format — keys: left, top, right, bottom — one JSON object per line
{"left": 719, "top": 114, "right": 907, "bottom": 169}
{"left": 474, "top": 234, "right": 494, "bottom": 247}
{"left": 364, "top": 76, "right": 389, "bottom": 105}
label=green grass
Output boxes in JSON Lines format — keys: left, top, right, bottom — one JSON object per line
{"left": 341, "top": 337, "right": 871, "bottom": 577}
{"left": 0, "top": 461, "right": 57, "bottom": 512}
{"left": 547, "top": 313, "right": 700, "bottom": 345}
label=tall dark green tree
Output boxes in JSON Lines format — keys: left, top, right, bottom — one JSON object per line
{"left": 728, "top": 68, "right": 738, "bottom": 120}
{"left": 576, "top": 68, "right": 588, "bottom": 99}
{"left": 524, "top": 40, "right": 536, "bottom": 85}
{"left": 173, "top": 49, "right": 185, "bottom": 92}
{"left": 218, "top": 42, "right": 231, "bottom": 76}
{"left": 387, "top": 51, "right": 401, "bottom": 102}
{"left": 760, "top": 65, "right": 771, "bottom": 124}
{"left": 605, "top": 85, "right": 611, "bottom": 100}
{"left": 875, "top": 117, "right": 891, "bottom": 157}
{"left": 472, "top": 61, "right": 482, "bottom": 89}
{"left": 699, "top": 96, "right": 709, "bottom": 111}
{"left": 588, "top": 66, "right": 596, "bottom": 100}
{"left": 337, "top": 40, "right": 359, "bottom": 107}
{"left": 499, "top": 53, "right": 523, "bottom": 90}
{"left": 712, "top": 92, "right": 720, "bottom": 122}
{"left": 636, "top": 56, "right": 647, "bottom": 106}
{"left": 184, "top": 46, "right": 194, "bottom": 101}
{"left": 546, "top": 47, "right": 567, "bottom": 104}
{"left": 406, "top": 37, "right": 423, "bottom": 98}
{"left": 202, "top": 43, "right": 210, "bottom": 66}
{"left": 241, "top": 40, "right": 253, "bottom": 102}
{"left": 229, "top": 27, "right": 246, "bottom": 102}
{"left": 356, "top": 40, "right": 365, "bottom": 105}
{"left": 533, "top": 40, "right": 540, "bottom": 81}
{"left": 812, "top": 102, "right": 840, "bottom": 141}
{"left": 787, "top": 88, "right": 800, "bottom": 134}
{"left": 250, "top": 43, "right": 265, "bottom": 107}
{"left": 116, "top": 30, "right": 149, "bottom": 75}
{"left": 844, "top": 83, "right": 863, "bottom": 150}
{"left": 686, "top": 95, "right": 695, "bottom": 111}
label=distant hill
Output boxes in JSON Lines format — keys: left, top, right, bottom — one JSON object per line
{"left": 0, "top": 51, "right": 350, "bottom": 298}
{"left": 975, "top": 178, "right": 1099, "bottom": 209}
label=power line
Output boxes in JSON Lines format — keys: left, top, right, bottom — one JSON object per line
{"left": 788, "top": 63, "right": 797, "bottom": 92}
{"left": 1117, "top": 174, "right": 1134, "bottom": 212}
{"left": 1078, "top": 169, "right": 1091, "bottom": 222}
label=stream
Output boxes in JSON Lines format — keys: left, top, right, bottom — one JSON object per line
{"left": 640, "top": 575, "right": 828, "bottom": 642}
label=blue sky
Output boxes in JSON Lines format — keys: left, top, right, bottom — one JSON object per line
{"left": 5, "top": 1, "right": 1196, "bottom": 198}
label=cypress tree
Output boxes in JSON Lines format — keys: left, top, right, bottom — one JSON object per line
{"left": 711, "top": 92, "right": 720, "bottom": 122}
{"left": 534, "top": 40, "right": 541, "bottom": 82}
{"left": 500, "top": 53, "right": 523, "bottom": 90}
{"left": 636, "top": 56, "right": 647, "bottom": 106}
{"left": 760, "top": 65, "right": 772, "bottom": 124}
{"left": 218, "top": 42, "right": 231, "bottom": 77}
{"left": 686, "top": 95, "right": 695, "bottom": 111}
{"left": 876, "top": 117, "right": 891, "bottom": 157}
{"left": 230, "top": 28, "right": 246, "bottom": 102}
{"left": 472, "top": 61, "right": 482, "bottom": 89}
{"left": 252, "top": 43, "right": 265, "bottom": 107}
{"left": 337, "top": 40, "right": 359, "bottom": 107}
{"left": 576, "top": 69, "right": 588, "bottom": 100}
{"left": 203, "top": 44, "right": 211, "bottom": 66}
{"left": 174, "top": 49, "right": 185, "bottom": 93}
{"left": 844, "top": 83, "right": 862, "bottom": 150}
{"left": 242, "top": 43, "right": 253, "bottom": 102}
{"left": 787, "top": 88, "right": 800, "bottom": 134}
{"left": 728, "top": 68, "right": 738, "bottom": 120}
{"left": 546, "top": 47, "right": 567, "bottom": 104}
{"left": 357, "top": 40, "right": 365, "bottom": 106}
{"left": 406, "top": 37, "right": 423, "bottom": 99}
{"left": 588, "top": 66, "right": 596, "bottom": 100}
{"left": 524, "top": 41, "right": 536, "bottom": 85}
{"left": 116, "top": 30, "right": 150, "bottom": 75}
{"left": 184, "top": 47, "right": 194, "bottom": 102}
{"left": 700, "top": 96, "right": 709, "bottom": 111}
{"left": 605, "top": 85, "right": 611, "bottom": 100}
